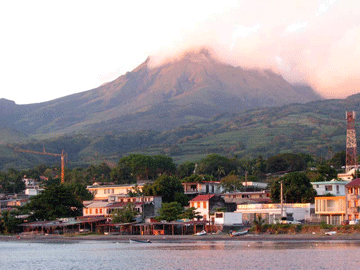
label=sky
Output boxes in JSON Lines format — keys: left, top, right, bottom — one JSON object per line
{"left": 0, "top": 0, "right": 360, "bottom": 104}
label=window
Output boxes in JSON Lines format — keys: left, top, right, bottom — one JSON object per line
{"left": 203, "top": 202, "right": 206, "bottom": 208}
{"left": 197, "top": 202, "right": 201, "bottom": 208}
{"left": 325, "top": 185, "right": 332, "bottom": 191}
{"left": 95, "top": 209, "right": 98, "bottom": 214}
{"left": 85, "top": 209, "right": 88, "bottom": 214}
{"left": 100, "top": 209, "right": 103, "bottom": 214}
{"left": 89, "top": 209, "right": 92, "bottom": 214}
{"left": 215, "top": 213, "right": 223, "bottom": 218}
{"left": 111, "top": 189, "right": 114, "bottom": 194}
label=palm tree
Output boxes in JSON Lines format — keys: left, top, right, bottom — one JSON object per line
{"left": 253, "top": 214, "right": 265, "bottom": 233}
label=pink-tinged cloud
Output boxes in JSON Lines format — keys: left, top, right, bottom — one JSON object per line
{"left": 149, "top": 0, "right": 360, "bottom": 99}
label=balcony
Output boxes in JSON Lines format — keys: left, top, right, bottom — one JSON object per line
{"left": 348, "top": 207, "right": 360, "bottom": 214}
{"left": 348, "top": 194, "right": 360, "bottom": 200}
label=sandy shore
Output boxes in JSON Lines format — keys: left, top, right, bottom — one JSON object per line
{"left": 2, "top": 232, "right": 360, "bottom": 243}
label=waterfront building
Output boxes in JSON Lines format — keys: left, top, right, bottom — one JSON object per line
{"left": 235, "top": 203, "right": 313, "bottom": 224}
{"left": 189, "top": 194, "right": 235, "bottom": 223}
{"left": 83, "top": 195, "right": 162, "bottom": 219}
{"left": 314, "top": 196, "right": 346, "bottom": 225}
{"left": 345, "top": 178, "right": 360, "bottom": 221}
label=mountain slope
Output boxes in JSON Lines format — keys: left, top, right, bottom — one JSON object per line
{"left": 0, "top": 49, "right": 321, "bottom": 140}
{"left": 2, "top": 94, "right": 358, "bottom": 171}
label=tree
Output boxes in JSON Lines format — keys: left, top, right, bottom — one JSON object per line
{"left": 181, "top": 174, "right": 204, "bottom": 183}
{"left": 266, "top": 153, "right": 306, "bottom": 173}
{"left": 198, "top": 154, "right": 237, "bottom": 177}
{"left": 0, "top": 210, "right": 22, "bottom": 234}
{"left": 153, "top": 155, "right": 176, "bottom": 176}
{"left": 127, "top": 184, "right": 143, "bottom": 197}
{"left": 110, "top": 163, "right": 135, "bottom": 184}
{"left": 317, "top": 164, "right": 337, "bottom": 181}
{"left": 179, "top": 207, "right": 201, "bottom": 220}
{"left": 270, "top": 172, "right": 316, "bottom": 203}
{"left": 156, "top": 202, "right": 183, "bottom": 222}
{"left": 23, "top": 184, "right": 83, "bottom": 221}
{"left": 143, "top": 175, "right": 188, "bottom": 205}
{"left": 64, "top": 182, "right": 93, "bottom": 201}
{"left": 329, "top": 151, "right": 346, "bottom": 169}
{"left": 177, "top": 161, "right": 196, "bottom": 178}
{"left": 220, "top": 175, "right": 244, "bottom": 192}
{"left": 111, "top": 203, "right": 138, "bottom": 223}
{"left": 253, "top": 214, "right": 265, "bottom": 233}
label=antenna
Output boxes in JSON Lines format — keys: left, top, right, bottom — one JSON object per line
{"left": 346, "top": 111, "right": 357, "bottom": 174}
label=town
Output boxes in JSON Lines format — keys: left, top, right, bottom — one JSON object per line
{"left": 0, "top": 111, "right": 359, "bottom": 237}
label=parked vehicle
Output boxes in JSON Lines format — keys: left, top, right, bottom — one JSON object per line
{"left": 349, "top": 219, "right": 359, "bottom": 225}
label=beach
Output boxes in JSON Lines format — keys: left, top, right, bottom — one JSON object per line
{"left": 2, "top": 231, "right": 360, "bottom": 243}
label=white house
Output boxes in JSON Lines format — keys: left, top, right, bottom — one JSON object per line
{"left": 236, "top": 203, "right": 313, "bottom": 224}
{"left": 214, "top": 212, "right": 242, "bottom": 226}
{"left": 311, "top": 180, "right": 346, "bottom": 196}
{"left": 182, "top": 181, "right": 224, "bottom": 195}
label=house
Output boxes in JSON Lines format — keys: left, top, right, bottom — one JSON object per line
{"left": 235, "top": 203, "right": 313, "bottom": 224}
{"left": 86, "top": 183, "right": 144, "bottom": 200}
{"left": 189, "top": 194, "right": 235, "bottom": 223}
{"left": 107, "top": 194, "right": 162, "bottom": 218}
{"left": 83, "top": 195, "right": 162, "bottom": 219}
{"left": 242, "top": 181, "right": 268, "bottom": 190}
{"left": 311, "top": 181, "right": 346, "bottom": 196}
{"left": 315, "top": 196, "right": 346, "bottom": 225}
{"left": 83, "top": 201, "right": 111, "bottom": 216}
{"left": 182, "top": 181, "right": 225, "bottom": 195}
{"left": 337, "top": 168, "right": 356, "bottom": 182}
{"left": 214, "top": 212, "right": 242, "bottom": 226}
{"left": 222, "top": 191, "right": 271, "bottom": 204}
{"left": 345, "top": 178, "right": 360, "bottom": 221}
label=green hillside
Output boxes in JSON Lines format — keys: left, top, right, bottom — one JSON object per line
{"left": 2, "top": 94, "right": 357, "bottom": 171}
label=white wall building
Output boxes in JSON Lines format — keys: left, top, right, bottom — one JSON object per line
{"left": 214, "top": 212, "right": 242, "bottom": 226}
{"left": 236, "top": 203, "right": 313, "bottom": 224}
{"left": 311, "top": 181, "right": 346, "bottom": 196}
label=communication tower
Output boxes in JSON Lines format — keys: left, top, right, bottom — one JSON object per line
{"left": 346, "top": 111, "right": 357, "bottom": 173}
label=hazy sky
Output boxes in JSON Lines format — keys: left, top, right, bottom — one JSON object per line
{"left": 1, "top": 0, "right": 359, "bottom": 104}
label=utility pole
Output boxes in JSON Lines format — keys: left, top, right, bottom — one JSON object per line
{"left": 280, "top": 181, "right": 286, "bottom": 222}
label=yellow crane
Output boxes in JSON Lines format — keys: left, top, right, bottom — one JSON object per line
{"left": 15, "top": 147, "right": 67, "bottom": 184}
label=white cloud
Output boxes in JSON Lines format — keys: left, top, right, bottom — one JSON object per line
{"left": 286, "top": 22, "right": 308, "bottom": 33}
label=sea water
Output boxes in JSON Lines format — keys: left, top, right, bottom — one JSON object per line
{"left": 1, "top": 240, "right": 360, "bottom": 270}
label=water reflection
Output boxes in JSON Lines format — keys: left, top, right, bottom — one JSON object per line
{"left": 128, "top": 240, "right": 360, "bottom": 251}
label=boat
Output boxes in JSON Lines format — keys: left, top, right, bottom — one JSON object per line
{"left": 325, "top": 231, "right": 337, "bottom": 236}
{"left": 231, "top": 229, "right": 249, "bottom": 236}
{"left": 195, "top": 230, "right": 207, "bottom": 236}
{"left": 129, "top": 239, "right": 152, "bottom": 244}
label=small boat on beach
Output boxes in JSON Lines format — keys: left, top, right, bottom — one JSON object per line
{"left": 129, "top": 239, "right": 152, "bottom": 244}
{"left": 194, "top": 230, "right": 207, "bottom": 236}
{"left": 231, "top": 229, "right": 249, "bottom": 237}
{"left": 325, "top": 231, "right": 337, "bottom": 236}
